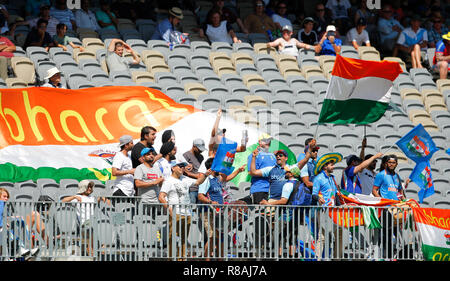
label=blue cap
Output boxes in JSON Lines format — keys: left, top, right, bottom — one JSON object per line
{"left": 170, "top": 161, "right": 188, "bottom": 168}
{"left": 140, "top": 147, "right": 155, "bottom": 157}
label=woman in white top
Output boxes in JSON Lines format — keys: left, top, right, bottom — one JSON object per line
{"left": 267, "top": 25, "right": 313, "bottom": 57}
{"left": 199, "top": 9, "right": 241, "bottom": 44}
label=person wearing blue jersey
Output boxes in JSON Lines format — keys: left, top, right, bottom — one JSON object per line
{"left": 432, "top": 32, "right": 450, "bottom": 79}
{"left": 311, "top": 152, "right": 343, "bottom": 259}
{"left": 240, "top": 134, "right": 276, "bottom": 204}
{"left": 372, "top": 154, "right": 406, "bottom": 200}
{"left": 341, "top": 152, "right": 383, "bottom": 194}
{"left": 315, "top": 25, "right": 341, "bottom": 56}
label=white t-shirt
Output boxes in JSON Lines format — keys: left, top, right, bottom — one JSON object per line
{"left": 160, "top": 175, "right": 197, "bottom": 216}
{"left": 155, "top": 157, "right": 173, "bottom": 179}
{"left": 112, "top": 151, "right": 135, "bottom": 196}
{"left": 346, "top": 27, "right": 370, "bottom": 46}
{"left": 70, "top": 194, "right": 96, "bottom": 225}
{"left": 205, "top": 21, "right": 233, "bottom": 44}
{"left": 359, "top": 168, "right": 376, "bottom": 196}
{"left": 278, "top": 38, "right": 299, "bottom": 57}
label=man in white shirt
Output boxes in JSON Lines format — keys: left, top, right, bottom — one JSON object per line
{"left": 346, "top": 17, "right": 370, "bottom": 49}
{"left": 106, "top": 38, "right": 140, "bottom": 72}
{"left": 158, "top": 161, "right": 208, "bottom": 258}
{"left": 155, "top": 141, "right": 177, "bottom": 179}
{"left": 74, "top": 0, "right": 100, "bottom": 31}
{"left": 111, "top": 135, "right": 135, "bottom": 197}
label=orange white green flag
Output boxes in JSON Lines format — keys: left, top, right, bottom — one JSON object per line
{"left": 318, "top": 55, "right": 403, "bottom": 124}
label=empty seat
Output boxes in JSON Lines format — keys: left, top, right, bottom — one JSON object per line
{"left": 11, "top": 57, "right": 35, "bottom": 84}
{"left": 184, "top": 82, "right": 208, "bottom": 99}
{"left": 242, "top": 73, "right": 265, "bottom": 87}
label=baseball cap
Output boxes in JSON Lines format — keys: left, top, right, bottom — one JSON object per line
{"left": 193, "top": 138, "right": 207, "bottom": 152}
{"left": 326, "top": 25, "right": 336, "bottom": 32}
{"left": 282, "top": 25, "right": 293, "bottom": 32}
{"left": 171, "top": 161, "right": 188, "bottom": 168}
{"left": 140, "top": 147, "right": 156, "bottom": 157}
{"left": 274, "top": 150, "right": 288, "bottom": 157}
{"left": 302, "top": 17, "right": 314, "bottom": 26}
{"left": 119, "top": 135, "right": 133, "bottom": 147}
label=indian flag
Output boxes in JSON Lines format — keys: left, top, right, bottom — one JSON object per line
{"left": 318, "top": 55, "right": 403, "bottom": 124}
{"left": 339, "top": 189, "right": 400, "bottom": 207}
{"left": 412, "top": 208, "right": 450, "bottom": 261}
{"left": 0, "top": 86, "right": 294, "bottom": 184}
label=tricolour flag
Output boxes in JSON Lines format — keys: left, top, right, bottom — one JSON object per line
{"left": 318, "top": 55, "right": 403, "bottom": 124}
{"left": 211, "top": 138, "right": 237, "bottom": 175}
{"left": 396, "top": 124, "right": 439, "bottom": 163}
{"left": 0, "top": 86, "right": 296, "bottom": 184}
{"left": 409, "top": 161, "right": 435, "bottom": 203}
{"left": 412, "top": 207, "right": 450, "bottom": 261}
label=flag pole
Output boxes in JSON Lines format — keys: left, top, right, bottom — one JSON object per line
{"left": 382, "top": 143, "right": 397, "bottom": 155}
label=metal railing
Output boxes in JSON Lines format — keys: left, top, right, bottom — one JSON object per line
{"left": 0, "top": 197, "right": 423, "bottom": 261}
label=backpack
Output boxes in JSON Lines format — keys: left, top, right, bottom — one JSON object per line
{"left": 287, "top": 180, "right": 312, "bottom": 206}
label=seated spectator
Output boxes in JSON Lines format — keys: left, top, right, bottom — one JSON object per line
{"left": 151, "top": 7, "right": 183, "bottom": 42}
{"left": 325, "top": 0, "right": 352, "bottom": 34}
{"left": 24, "top": 19, "right": 57, "bottom": 51}
{"left": 267, "top": 25, "right": 313, "bottom": 57}
{"left": 111, "top": 135, "right": 135, "bottom": 197}
{"left": 199, "top": 8, "right": 241, "bottom": 44}
{"left": 41, "top": 67, "right": 66, "bottom": 88}
{"left": 96, "top": 0, "right": 118, "bottom": 31}
{"left": 395, "top": 15, "right": 428, "bottom": 69}
{"left": 0, "top": 36, "right": 15, "bottom": 81}
{"left": 53, "top": 23, "right": 85, "bottom": 52}
{"left": 158, "top": 161, "right": 207, "bottom": 259}
{"left": 74, "top": 0, "right": 101, "bottom": 32}
{"left": 377, "top": 4, "right": 404, "bottom": 55}
{"left": 15, "top": 4, "right": 60, "bottom": 37}
{"left": 198, "top": 157, "right": 245, "bottom": 259}
{"left": 50, "top": 0, "right": 76, "bottom": 31}
{"left": 354, "top": 0, "right": 376, "bottom": 31}
{"left": 0, "top": 4, "right": 9, "bottom": 35}
{"left": 25, "top": 0, "right": 51, "bottom": 18}
{"left": 345, "top": 17, "right": 370, "bottom": 50}
{"left": 427, "top": 15, "right": 448, "bottom": 48}
{"left": 298, "top": 17, "right": 319, "bottom": 46}
{"left": 313, "top": 2, "right": 332, "bottom": 37}
{"left": 244, "top": 0, "right": 276, "bottom": 37}
{"left": 432, "top": 32, "right": 450, "bottom": 79}
{"left": 315, "top": 25, "right": 342, "bottom": 56}
{"left": 106, "top": 38, "right": 140, "bottom": 72}
{"left": 271, "top": 1, "right": 292, "bottom": 31}
{"left": 134, "top": 0, "right": 157, "bottom": 21}
{"left": 211, "top": 0, "right": 248, "bottom": 34}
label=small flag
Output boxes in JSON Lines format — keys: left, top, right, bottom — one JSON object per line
{"left": 318, "top": 55, "right": 402, "bottom": 124}
{"left": 395, "top": 124, "right": 439, "bottom": 163}
{"left": 409, "top": 161, "right": 435, "bottom": 203}
{"left": 211, "top": 138, "right": 237, "bottom": 175}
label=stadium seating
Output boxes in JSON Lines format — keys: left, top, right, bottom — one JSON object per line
{"left": 0, "top": 2, "right": 447, "bottom": 209}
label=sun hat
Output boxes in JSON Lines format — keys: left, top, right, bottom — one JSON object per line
{"left": 77, "top": 179, "right": 94, "bottom": 194}
{"left": 442, "top": 32, "right": 450, "bottom": 41}
{"left": 313, "top": 152, "right": 343, "bottom": 176}
{"left": 44, "top": 67, "right": 61, "bottom": 80}
{"left": 169, "top": 7, "right": 183, "bottom": 19}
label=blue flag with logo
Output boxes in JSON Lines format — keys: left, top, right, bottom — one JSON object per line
{"left": 211, "top": 138, "right": 237, "bottom": 175}
{"left": 409, "top": 160, "right": 434, "bottom": 203}
{"left": 395, "top": 124, "right": 439, "bottom": 163}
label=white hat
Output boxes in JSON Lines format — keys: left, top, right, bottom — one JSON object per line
{"left": 326, "top": 25, "right": 336, "bottom": 32}
{"left": 77, "top": 180, "right": 94, "bottom": 194}
{"left": 44, "top": 67, "right": 61, "bottom": 80}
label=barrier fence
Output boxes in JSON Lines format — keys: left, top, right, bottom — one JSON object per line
{"left": 0, "top": 197, "right": 423, "bottom": 261}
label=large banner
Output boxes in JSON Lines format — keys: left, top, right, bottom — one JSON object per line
{"left": 412, "top": 207, "right": 450, "bottom": 261}
{"left": 0, "top": 86, "right": 271, "bottom": 182}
